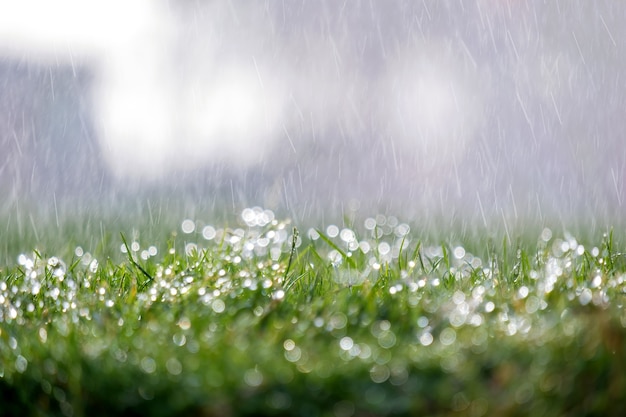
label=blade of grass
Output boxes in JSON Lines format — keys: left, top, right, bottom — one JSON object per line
{"left": 120, "top": 232, "right": 154, "bottom": 290}
{"left": 315, "top": 229, "right": 356, "bottom": 269}
{"left": 412, "top": 240, "right": 425, "bottom": 273}
{"left": 284, "top": 227, "right": 299, "bottom": 282}
{"left": 398, "top": 234, "right": 407, "bottom": 271}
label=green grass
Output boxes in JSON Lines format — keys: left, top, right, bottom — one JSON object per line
{"left": 1, "top": 208, "right": 626, "bottom": 416}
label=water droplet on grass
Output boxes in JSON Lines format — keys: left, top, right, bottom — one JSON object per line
{"left": 439, "top": 327, "right": 456, "bottom": 346}
{"left": 181, "top": 219, "right": 195, "bottom": 234}
{"left": 284, "top": 346, "right": 302, "bottom": 363}
{"left": 369, "top": 364, "right": 390, "bottom": 383}
{"left": 363, "top": 218, "right": 376, "bottom": 230}
{"left": 518, "top": 286, "right": 529, "bottom": 299}
{"left": 579, "top": 288, "right": 592, "bottom": 306}
{"left": 453, "top": 246, "right": 466, "bottom": 259}
{"left": 339, "top": 336, "right": 354, "bottom": 351}
{"left": 244, "top": 368, "right": 263, "bottom": 387}
{"left": 89, "top": 259, "right": 99, "bottom": 273}
{"left": 452, "top": 291, "right": 465, "bottom": 305}
{"left": 306, "top": 228, "right": 320, "bottom": 240}
{"left": 178, "top": 317, "right": 191, "bottom": 330}
{"left": 185, "top": 243, "right": 198, "bottom": 255}
{"left": 211, "top": 299, "right": 226, "bottom": 313}
{"left": 340, "top": 228, "right": 356, "bottom": 243}
{"left": 326, "top": 225, "right": 339, "bottom": 238}
{"left": 359, "top": 241, "right": 371, "bottom": 254}
{"left": 31, "top": 282, "right": 41, "bottom": 295}
{"left": 140, "top": 357, "right": 156, "bottom": 374}
{"left": 541, "top": 228, "right": 552, "bottom": 242}
{"left": 378, "top": 242, "right": 391, "bottom": 257}
{"left": 525, "top": 296, "right": 540, "bottom": 314}
{"left": 166, "top": 357, "right": 182, "bottom": 375}
{"left": 201, "top": 225, "right": 216, "bottom": 240}
{"left": 591, "top": 275, "right": 602, "bottom": 288}
{"left": 328, "top": 250, "right": 342, "bottom": 267}
{"left": 377, "top": 331, "right": 396, "bottom": 349}
{"left": 15, "top": 355, "right": 28, "bottom": 373}
{"left": 394, "top": 223, "right": 410, "bottom": 237}
{"left": 173, "top": 333, "right": 187, "bottom": 347}
{"left": 329, "top": 313, "right": 347, "bottom": 330}
{"left": 138, "top": 385, "right": 155, "bottom": 401}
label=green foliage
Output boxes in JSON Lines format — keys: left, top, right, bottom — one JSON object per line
{"left": 1, "top": 213, "right": 626, "bottom": 416}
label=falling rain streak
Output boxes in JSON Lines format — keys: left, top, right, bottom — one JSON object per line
{"left": 0, "top": 1, "right": 622, "bottom": 232}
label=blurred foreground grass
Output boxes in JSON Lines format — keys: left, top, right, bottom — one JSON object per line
{"left": 1, "top": 207, "right": 626, "bottom": 416}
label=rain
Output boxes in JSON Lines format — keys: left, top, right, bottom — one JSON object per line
{"left": 1, "top": 1, "right": 625, "bottom": 246}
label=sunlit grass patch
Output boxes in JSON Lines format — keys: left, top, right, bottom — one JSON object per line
{"left": 1, "top": 208, "right": 626, "bottom": 416}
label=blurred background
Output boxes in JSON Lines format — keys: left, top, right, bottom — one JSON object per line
{"left": 0, "top": 0, "right": 624, "bottom": 235}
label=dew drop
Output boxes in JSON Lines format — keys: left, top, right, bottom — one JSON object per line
{"left": 339, "top": 337, "right": 354, "bottom": 351}
{"left": 181, "top": 219, "right": 195, "bottom": 234}
{"left": 364, "top": 218, "right": 377, "bottom": 230}
{"left": 244, "top": 368, "right": 263, "bottom": 387}
{"left": 140, "top": 357, "right": 156, "bottom": 374}
{"left": 89, "top": 259, "right": 99, "bottom": 273}
{"left": 307, "top": 228, "right": 320, "bottom": 240}
{"left": 340, "top": 229, "right": 356, "bottom": 243}
{"left": 378, "top": 242, "right": 391, "bottom": 256}
{"left": 419, "top": 332, "right": 434, "bottom": 346}
{"left": 173, "top": 333, "right": 187, "bottom": 347}
{"left": 517, "top": 286, "right": 529, "bottom": 299}
{"left": 39, "top": 328, "right": 47, "bottom": 343}
{"left": 440, "top": 328, "right": 457, "bottom": 346}
{"left": 369, "top": 364, "right": 390, "bottom": 383}
{"left": 453, "top": 246, "right": 466, "bottom": 259}
{"left": 211, "top": 299, "right": 226, "bottom": 313}
{"left": 166, "top": 357, "right": 182, "bottom": 375}
{"left": 15, "top": 355, "right": 28, "bottom": 373}
{"left": 579, "top": 288, "right": 592, "bottom": 306}
{"left": 284, "top": 346, "right": 302, "bottom": 363}
{"left": 326, "top": 225, "right": 339, "bottom": 238}
{"left": 202, "top": 226, "right": 217, "bottom": 240}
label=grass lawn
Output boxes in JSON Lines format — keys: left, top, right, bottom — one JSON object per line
{"left": 1, "top": 207, "right": 626, "bottom": 416}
